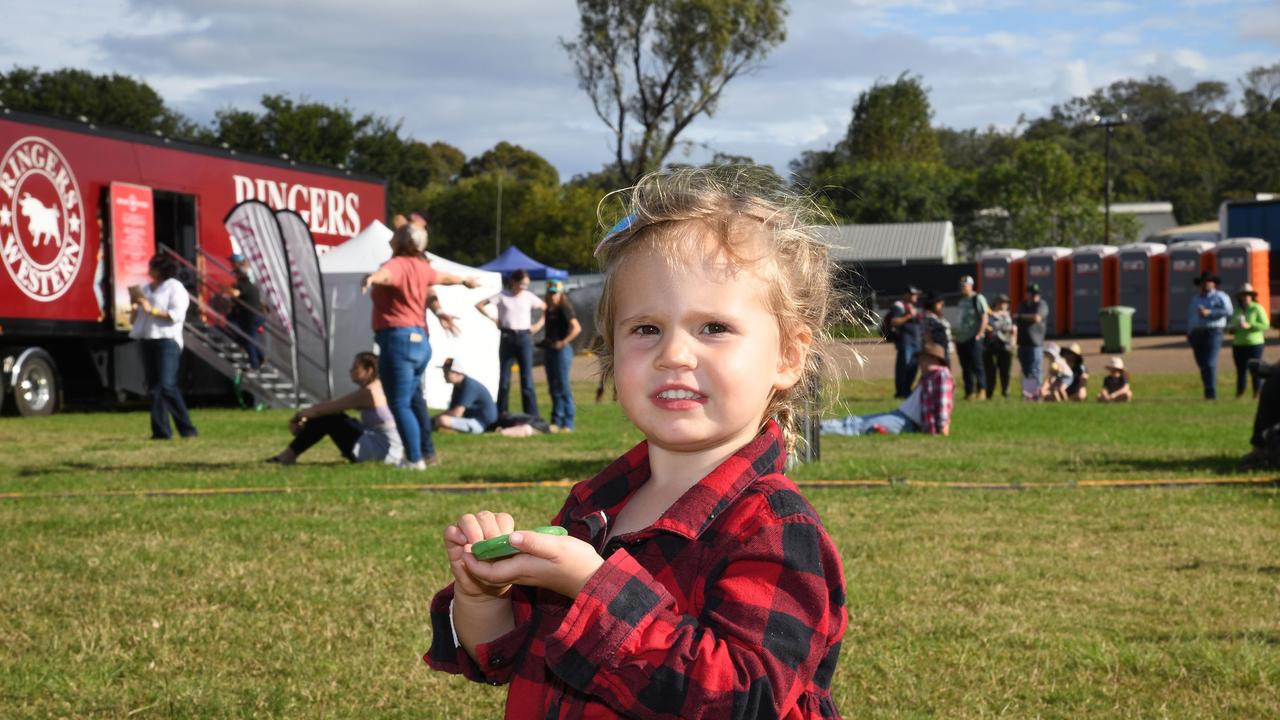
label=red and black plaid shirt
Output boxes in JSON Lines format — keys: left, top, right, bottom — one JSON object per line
{"left": 425, "top": 420, "right": 847, "bottom": 719}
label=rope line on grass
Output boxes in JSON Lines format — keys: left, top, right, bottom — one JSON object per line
{"left": 0, "top": 476, "right": 1274, "bottom": 502}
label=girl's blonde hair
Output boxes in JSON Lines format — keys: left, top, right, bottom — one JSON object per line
{"left": 594, "top": 166, "right": 851, "bottom": 452}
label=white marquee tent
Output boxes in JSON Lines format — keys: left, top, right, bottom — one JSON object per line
{"left": 319, "top": 221, "right": 503, "bottom": 409}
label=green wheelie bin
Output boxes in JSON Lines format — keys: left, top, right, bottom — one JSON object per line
{"left": 1100, "top": 306, "right": 1134, "bottom": 353}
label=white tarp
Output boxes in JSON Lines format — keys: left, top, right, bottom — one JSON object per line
{"left": 319, "top": 220, "right": 502, "bottom": 409}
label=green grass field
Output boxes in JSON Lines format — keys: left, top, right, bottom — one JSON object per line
{"left": 1, "top": 374, "right": 1277, "bottom": 718}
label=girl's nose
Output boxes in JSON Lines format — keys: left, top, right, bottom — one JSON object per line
{"left": 655, "top": 330, "right": 696, "bottom": 370}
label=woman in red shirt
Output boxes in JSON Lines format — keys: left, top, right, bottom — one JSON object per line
{"left": 362, "top": 223, "right": 476, "bottom": 469}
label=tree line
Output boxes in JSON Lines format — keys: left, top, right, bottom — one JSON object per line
{"left": 3, "top": 59, "right": 1277, "bottom": 269}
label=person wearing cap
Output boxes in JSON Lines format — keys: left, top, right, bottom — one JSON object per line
{"left": 1015, "top": 283, "right": 1050, "bottom": 400}
{"left": 822, "top": 341, "right": 954, "bottom": 436}
{"left": 1097, "top": 357, "right": 1132, "bottom": 403}
{"left": 541, "top": 278, "right": 581, "bottom": 431}
{"left": 982, "top": 293, "right": 1017, "bottom": 398}
{"left": 885, "top": 285, "right": 922, "bottom": 398}
{"left": 1186, "top": 271, "right": 1233, "bottom": 400}
{"left": 922, "top": 291, "right": 952, "bottom": 366}
{"left": 1228, "top": 282, "right": 1268, "bottom": 399}
{"left": 224, "top": 253, "right": 264, "bottom": 370}
{"left": 434, "top": 357, "right": 499, "bottom": 435}
{"left": 955, "top": 275, "right": 989, "bottom": 400}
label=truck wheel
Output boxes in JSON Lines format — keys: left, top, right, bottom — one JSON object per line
{"left": 12, "top": 350, "right": 58, "bottom": 416}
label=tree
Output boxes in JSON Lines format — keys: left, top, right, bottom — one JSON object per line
{"left": 843, "top": 72, "right": 941, "bottom": 165}
{"left": 562, "top": 0, "right": 788, "bottom": 184}
{"left": 0, "top": 66, "right": 196, "bottom": 139}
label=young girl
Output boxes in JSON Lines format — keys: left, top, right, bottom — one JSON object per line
{"left": 425, "top": 168, "right": 848, "bottom": 718}
{"left": 1097, "top": 356, "right": 1133, "bottom": 402}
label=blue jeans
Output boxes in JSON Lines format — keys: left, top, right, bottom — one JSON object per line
{"left": 544, "top": 343, "right": 575, "bottom": 429}
{"left": 232, "top": 312, "right": 263, "bottom": 369}
{"left": 894, "top": 343, "right": 919, "bottom": 398}
{"left": 1233, "top": 343, "right": 1265, "bottom": 396}
{"left": 498, "top": 330, "right": 538, "bottom": 417}
{"left": 376, "top": 327, "right": 434, "bottom": 462}
{"left": 140, "top": 339, "right": 197, "bottom": 439}
{"left": 821, "top": 410, "right": 919, "bottom": 436}
{"left": 1189, "top": 328, "right": 1223, "bottom": 399}
{"left": 1018, "top": 345, "right": 1043, "bottom": 387}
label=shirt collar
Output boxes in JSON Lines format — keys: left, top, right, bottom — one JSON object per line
{"left": 568, "top": 420, "right": 787, "bottom": 541}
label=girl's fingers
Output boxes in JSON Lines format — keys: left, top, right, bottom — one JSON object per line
{"left": 475, "top": 511, "right": 502, "bottom": 538}
{"left": 496, "top": 512, "right": 515, "bottom": 534}
{"left": 456, "top": 514, "right": 485, "bottom": 544}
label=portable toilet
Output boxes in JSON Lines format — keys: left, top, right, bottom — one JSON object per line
{"left": 977, "top": 249, "right": 1027, "bottom": 307}
{"left": 1167, "top": 240, "right": 1218, "bottom": 333}
{"left": 1070, "top": 245, "right": 1119, "bottom": 336}
{"left": 1214, "top": 237, "right": 1271, "bottom": 317}
{"left": 1117, "top": 242, "right": 1169, "bottom": 334}
{"left": 1025, "top": 247, "right": 1073, "bottom": 337}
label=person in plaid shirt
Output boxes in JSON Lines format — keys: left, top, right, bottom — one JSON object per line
{"left": 425, "top": 167, "right": 848, "bottom": 719}
{"left": 820, "top": 342, "right": 954, "bottom": 436}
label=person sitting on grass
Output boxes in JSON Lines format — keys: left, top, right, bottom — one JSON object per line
{"left": 267, "top": 352, "right": 402, "bottom": 465}
{"left": 1061, "top": 342, "right": 1088, "bottom": 401}
{"left": 1097, "top": 357, "right": 1133, "bottom": 403}
{"left": 1240, "top": 360, "right": 1280, "bottom": 469}
{"left": 1042, "top": 343, "right": 1074, "bottom": 402}
{"left": 434, "top": 357, "right": 548, "bottom": 438}
{"left": 822, "top": 341, "right": 954, "bottom": 436}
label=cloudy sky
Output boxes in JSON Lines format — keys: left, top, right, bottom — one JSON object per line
{"left": 5, "top": 1, "right": 1278, "bottom": 178}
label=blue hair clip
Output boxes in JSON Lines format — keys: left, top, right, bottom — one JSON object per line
{"left": 595, "top": 212, "right": 638, "bottom": 254}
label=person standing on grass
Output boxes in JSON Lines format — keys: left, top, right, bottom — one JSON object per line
{"left": 1186, "top": 271, "right": 1233, "bottom": 400}
{"left": 922, "top": 290, "right": 952, "bottom": 366}
{"left": 364, "top": 222, "right": 478, "bottom": 470}
{"left": 477, "top": 269, "right": 545, "bottom": 418}
{"left": 821, "top": 341, "right": 954, "bottom": 436}
{"left": 541, "top": 278, "right": 581, "bottom": 432}
{"left": 267, "top": 352, "right": 401, "bottom": 465}
{"left": 129, "top": 254, "right": 198, "bottom": 440}
{"left": 955, "top": 275, "right": 988, "bottom": 400}
{"left": 983, "top": 293, "right": 1016, "bottom": 398}
{"left": 886, "top": 285, "right": 922, "bottom": 398}
{"left": 1015, "top": 283, "right": 1050, "bottom": 400}
{"left": 425, "top": 167, "right": 847, "bottom": 719}
{"left": 1228, "top": 283, "right": 1267, "bottom": 399}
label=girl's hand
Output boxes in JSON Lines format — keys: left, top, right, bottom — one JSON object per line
{"left": 461, "top": 530, "right": 603, "bottom": 599}
{"left": 444, "top": 511, "right": 517, "bottom": 600}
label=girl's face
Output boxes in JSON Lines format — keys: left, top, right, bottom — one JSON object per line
{"left": 511, "top": 277, "right": 530, "bottom": 293}
{"left": 610, "top": 235, "right": 805, "bottom": 456}
{"left": 349, "top": 362, "right": 375, "bottom": 386}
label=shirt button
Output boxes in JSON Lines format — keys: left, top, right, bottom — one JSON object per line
{"left": 489, "top": 657, "right": 505, "bottom": 667}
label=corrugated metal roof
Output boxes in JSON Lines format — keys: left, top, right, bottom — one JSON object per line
{"left": 817, "top": 221, "right": 957, "bottom": 264}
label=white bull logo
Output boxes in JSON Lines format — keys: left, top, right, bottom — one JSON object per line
{"left": 20, "top": 193, "right": 62, "bottom": 247}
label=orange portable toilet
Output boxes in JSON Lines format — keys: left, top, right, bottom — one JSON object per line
{"left": 1117, "top": 242, "right": 1168, "bottom": 334}
{"left": 1167, "top": 240, "right": 1218, "bottom": 333}
{"left": 977, "top": 249, "right": 1027, "bottom": 306}
{"left": 1070, "top": 245, "right": 1119, "bottom": 336}
{"left": 1214, "top": 237, "right": 1270, "bottom": 319}
{"left": 1025, "top": 247, "right": 1073, "bottom": 337}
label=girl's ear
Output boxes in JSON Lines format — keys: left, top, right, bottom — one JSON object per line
{"left": 774, "top": 326, "right": 813, "bottom": 391}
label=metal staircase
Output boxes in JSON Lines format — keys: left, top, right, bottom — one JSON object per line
{"left": 162, "top": 247, "right": 328, "bottom": 410}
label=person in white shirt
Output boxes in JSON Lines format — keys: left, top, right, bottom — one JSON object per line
{"left": 475, "top": 268, "right": 545, "bottom": 416}
{"left": 129, "top": 254, "right": 198, "bottom": 439}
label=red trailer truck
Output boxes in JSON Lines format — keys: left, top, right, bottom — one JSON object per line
{"left": 0, "top": 109, "right": 386, "bottom": 415}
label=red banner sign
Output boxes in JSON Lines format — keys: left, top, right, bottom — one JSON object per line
{"left": 109, "top": 182, "right": 155, "bottom": 330}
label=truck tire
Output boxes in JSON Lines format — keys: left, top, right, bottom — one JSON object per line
{"left": 11, "top": 349, "right": 59, "bottom": 416}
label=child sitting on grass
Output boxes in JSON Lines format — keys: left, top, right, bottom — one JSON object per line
{"left": 1097, "top": 356, "right": 1133, "bottom": 402}
{"left": 424, "top": 167, "right": 849, "bottom": 719}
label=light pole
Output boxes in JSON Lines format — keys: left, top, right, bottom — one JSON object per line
{"left": 1090, "top": 112, "right": 1127, "bottom": 244}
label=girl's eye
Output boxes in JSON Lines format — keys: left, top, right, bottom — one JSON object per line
{"left": 632, "top": 324, "right": 659, "bottom": 336}
{"left": 703, "top": 322, "right": 729, "bottom": 335}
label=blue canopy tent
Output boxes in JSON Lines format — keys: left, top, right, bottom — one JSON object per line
{"left": 478, "top": 245, "right": 569, "bottom": 280}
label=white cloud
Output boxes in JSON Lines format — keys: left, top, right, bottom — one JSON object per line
{"left": 1057, "top": 60, "right": 1094, "bottom": 99}
{"left": 1239, "top": 4, "right": 1280, "bottom": 47}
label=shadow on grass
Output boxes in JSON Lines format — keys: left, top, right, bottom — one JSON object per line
{"left": 452, "top": 458, "right": 605, "bottom": 485}
{"left": 15, "top": 460, "right": 347, "bottom": 478}
{"left": 1088, "top": 454, "right": 1248, "bottom": 477}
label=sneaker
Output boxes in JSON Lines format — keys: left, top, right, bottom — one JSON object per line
{"left": 398, "top": 459, "right": 428, "bottom": 471}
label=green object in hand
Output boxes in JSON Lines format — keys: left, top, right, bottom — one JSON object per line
{"left": 471, "top": 526, "right": 568, "bottom": 561}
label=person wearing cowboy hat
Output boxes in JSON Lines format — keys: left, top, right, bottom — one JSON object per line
{"left": 1228, "top": 282, "right": 1268, "bottom": 399}
{"left": 822, "top": 341, "right": 954, "bottom": 436}
{"left": 921, "top": 290, "right": 953, "bottom": 366}
{"left": 1015, "top": 283, "right": 1050, "bottom": 400}
{"left": 982, "top": 292, "right": 1017, "bottom": 399}
{"left": 1097, "top": 357, "right": 1132, "bottom": 402}
{"left": 955, "top": 275, "right": 990, "bottom": 401}
{"left": 1060, "top": 342, "right": 1089, "bottom": 401}
{"left": 886, "top": 285, "right": 923, "bottom": 398}
{"left": 1186, "top": 271, "right": 1233, "bottom": 400}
